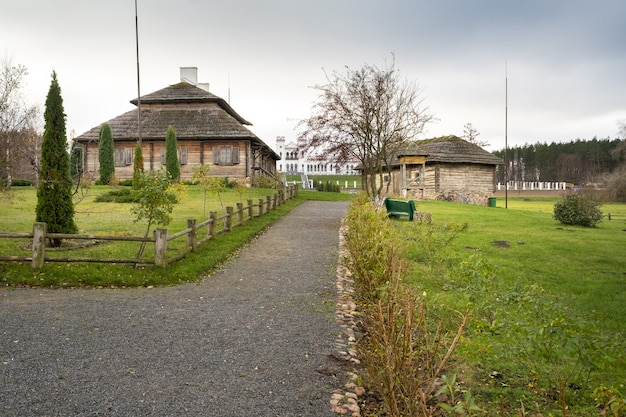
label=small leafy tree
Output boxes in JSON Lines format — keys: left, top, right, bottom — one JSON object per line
{"left": 131, "top": 170, "right": 184, "bottom": 260}
{"left": 191, "top": 163, "right": 212, "bottom": 218}
{"left": 553, "top": 193, "right": 603, "bottom": 227}
{"left": 207, "top": 175, "right": 227, "bottom": 210}
{"left": 132, "top": 140, "right": 143, "bottom": 189}
{"left": 35, "top": 71, "right": 77, "bottom": 247}
{"left": 165, "top": 125, "right": 180, "bottom": 182}
{"left": 233, "top": 178, "right": 248, "bottom": 201}
{"left": 98, "top": 123, "right": 114, "bottom": 184}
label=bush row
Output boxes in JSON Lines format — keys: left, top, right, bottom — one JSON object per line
{"left": 343, "top": 194, "right": 468, "bottom": 416}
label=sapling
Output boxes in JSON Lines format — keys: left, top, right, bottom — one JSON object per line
{"left": 131, "top": 170, "right": 185, "bottom": 262}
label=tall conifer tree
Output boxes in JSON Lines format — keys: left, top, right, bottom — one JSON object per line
{"left": 36, "top": 71, "right": 77, "bottom": 246}
{"left": 165, "top": 125, "right": 180, "bottom": 182}
{"left": 98, "top": 122, "right": 114, "bottom": 184}
{"left": 132, "top": 140, "right": 144, "bottom": 189}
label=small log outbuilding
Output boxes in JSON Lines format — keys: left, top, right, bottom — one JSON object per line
{"left": 73, "top": 68, "right": 279, "bottom": 182}
{"left": 368, "top": 136, "right": 503, "bottom": 205}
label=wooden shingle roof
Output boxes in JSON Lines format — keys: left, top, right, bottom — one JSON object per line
{"left": 399, "top": 136, "right": 502, "bottom": 165}
{"left": 130, "top": 82, "right": 251, "bottom": 125}
{"left": 73, "top": 82, "right": 276, "bottom": 154}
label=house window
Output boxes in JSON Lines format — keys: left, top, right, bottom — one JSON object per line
{"left": 160, "top": 147, "right": 188, "bottom": 165}
{"left": 178, "top": 147, "right": 188, "bottom": 165}
{"left": 213, "top": 146, "right": 240, "bottom": 165}
{"left": 114, "top": 148, "right": 133, "bottom": 166}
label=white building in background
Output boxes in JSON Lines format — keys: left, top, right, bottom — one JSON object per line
{"left": 274, "top": 136, "right": 359, "bottom": 175}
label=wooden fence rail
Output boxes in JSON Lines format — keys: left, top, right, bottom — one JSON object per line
{"left": 0, "top": 185, "right": 297, "bottom": 271}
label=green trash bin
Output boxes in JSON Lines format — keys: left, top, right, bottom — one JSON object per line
{"left": 488, "top": 197, "right": 497, "bottom": 207}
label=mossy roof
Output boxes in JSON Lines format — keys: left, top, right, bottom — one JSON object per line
{"left": 398, "top": 135, "right": 503, "bottom": 165}
{"left": 73, "top": 82, "right": 278, "bottom": 159}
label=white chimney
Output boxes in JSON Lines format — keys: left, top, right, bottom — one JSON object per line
{"left": 180, "top": 67, "right": 198, "bottom": 84}
{"left": 180, "top": 66, "right": 209, "bottom": 91}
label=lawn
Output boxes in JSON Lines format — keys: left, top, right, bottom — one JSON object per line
{"left": 400, "top": 196, "right": 626, "bottom": 415}
{"left": 0, "top": 186, "right": 352, "bottom": 287}
{"left": 0, "top": 185, "right": 352, "bottom": 287}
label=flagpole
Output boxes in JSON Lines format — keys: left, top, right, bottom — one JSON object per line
{"left": 135, "top": 0, "right": 142, "bottom": 144}
{"left": 505, "top": 60, "right": 508, "bottom": 209}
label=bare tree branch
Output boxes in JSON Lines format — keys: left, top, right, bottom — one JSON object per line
{"left": 0, "top": 55, "right": 41, "bottom": 189}
{"left": 297, "top": 56, "right": 434, "bottom": 198}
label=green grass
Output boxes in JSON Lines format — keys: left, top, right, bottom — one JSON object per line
{"left": 399, "top": 197, "right": 626, "bottom": 415}
{"left": 0, "top": 185, "right": 353, "bottom": 288}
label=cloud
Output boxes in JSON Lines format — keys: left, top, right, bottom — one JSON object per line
{"left": 1, "top": 0, "right": 624, "bottom": 150}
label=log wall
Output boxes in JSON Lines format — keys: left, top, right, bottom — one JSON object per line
{"left": 370, "top": 162, "right": 497, "bottom": 205}
{"left": 83, "top": 140, "right": 254, "bottom": 181}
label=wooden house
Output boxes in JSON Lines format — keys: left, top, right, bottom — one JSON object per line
{"left": 367, "top": 136, "right": 503, "bottom": 205}
{"left": 73, "top": 68, "right": 279, "bottom": 182}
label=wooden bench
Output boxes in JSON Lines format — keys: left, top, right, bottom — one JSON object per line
{"left": 384, "top": 198, "right": 416, "bottom": 221}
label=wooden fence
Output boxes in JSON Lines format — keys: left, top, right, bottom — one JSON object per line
{"left": 0, "top": 186, "right": 297, "bottom": 271}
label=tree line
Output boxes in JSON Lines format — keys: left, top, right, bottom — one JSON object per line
{"left": 492, "top": 138, "right": 625, "bottom": 185}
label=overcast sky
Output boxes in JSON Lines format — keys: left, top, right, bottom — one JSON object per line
{"left": 2, "top": 0, "right": 625, "bottom": 151}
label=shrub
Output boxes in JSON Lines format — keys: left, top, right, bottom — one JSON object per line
{"left": 343, "top": 193, "right": 404, "bottom": 302}
{"left": 553, "top": 193, "right": 603, "bottom": 227}
{"left": 94, "top": 188, "right": 137, "bottom": 203}
{"left": 344, "top": 193, "right": 469, "bottom": 416}
{"left": 11, "top": 179, "right": 33, "bottom": 186}
{"left": 251, "top": 175, "right": 280, "bottom": 189}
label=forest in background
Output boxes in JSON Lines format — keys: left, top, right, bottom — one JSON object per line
{"left": 492, "top": 138, "right": 625, "bottom": 186}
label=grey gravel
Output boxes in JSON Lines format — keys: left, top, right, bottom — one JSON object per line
{"left": 0, "top": 200, "right": 350, "bottom": 416}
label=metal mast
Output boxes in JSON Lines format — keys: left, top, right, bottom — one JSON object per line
{"left": 505, "top": 60, "right": 508, "bottom": 209}
{"left": 135, "top": 0, "right": 142, "bottom": 144}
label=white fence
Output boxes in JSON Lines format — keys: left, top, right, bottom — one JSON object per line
{"left": 497, "top": 181, "right": 569, "bottom": 191}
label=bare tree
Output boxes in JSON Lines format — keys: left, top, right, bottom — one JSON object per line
{"left": 0, "top": 55, "right": 40, "bottom": 189}
{"left": 297, "top": 56, "right": 434, "bottom": 198}
{"left": 462, "top": 122, "right": 489, "bottom": 147}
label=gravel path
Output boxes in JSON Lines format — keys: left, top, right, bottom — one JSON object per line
{"left": 0, "top": 200, "right": 350, "bottom": 416}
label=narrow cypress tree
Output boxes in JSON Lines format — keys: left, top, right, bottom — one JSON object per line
{"left": 36, "top": 71, "right": 77, "bottom": 246}
{"left": 165, "top": 125, "right": 180, "bottom": 182}
{"left": 132, "top": 140, "right": 144, "bottom": 189}
{"left": 98, "top": 122, "right": 114, "bottom": 184}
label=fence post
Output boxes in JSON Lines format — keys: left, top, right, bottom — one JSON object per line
{"left": 226, "top": 206, "right": 233, "bottom": 231}
{"left": 31, "top": 222, "right": 47, "bottom": 271}
{"left": 209, "top": 211, "right": 217, "bottom": 239}
{"left": 272, "top": 194, "right": 277, "bottom": 210}
{"left": 258, "top": 198, "right": 264, "bottom": 216}
{"left": 236, "top": 202, "right": 244, "bottom": 226}
{"left": 277, "top": 189, "right": 284, "bottom": 205}
{"left": 266, "top": 195, "right": 271, "bottom": 212}
{"left": 247, "top": 199, "right": 253, "bottom": 219}
{"left": 187, "top": 219, "right": 197, "bottom": 252}
{"left": 154, "top": 228, "right": 168, "bottom": 268}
